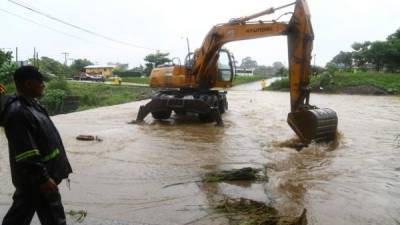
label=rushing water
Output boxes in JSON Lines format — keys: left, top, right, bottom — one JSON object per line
{"left": 0, "top": 84, "right": 399, "bottom": 225}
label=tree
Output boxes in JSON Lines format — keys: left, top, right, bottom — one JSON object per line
{"left": 330, "top": 28, "right": 400, "bottom": 73}
{"left": 29, "top": 56, "right": 66, "bottom": 76}
{"left": 0, "top": 63, "right": 17, "bottom": 84}
{"left": 70, "top": 59, "right": 93, "bottom": 75}
{"left": 312, "top": 65, "right": 325, "bottom": 75}
{"left": 254, "top": 65, "right": 274, "bottom": 76}
{"left": 143, "top": 51, "right": 171, "bottom": 76}
{"left": 240, "top": 57, "right": 258, "bottom": 69}
{"left": 0, "top": 50, "right": 16, "bottom": 84}
{"left": 387, "top": 28, "right": 400, "bottom": 41}
{"left": 109, "top": 62, "right": 129, "bottom": 73}
{"left": 330, "top": 51, "right": 353, "bottom": 70}
{"left": 386, "top": 29, "right": 400, "bottom": 72}
{"left": 367, "top": 41, "right": 390, "bottom": 71}
{"left": 351, "top": 41, "right": 371, "bottom": 69}
{"left": 271, "top": 61, "right": 285, "bottom": 75}
{"left": 0, "top": 50, "right": 12, "bottom": 66}
{"left": 276, "top": 67, "right": 288, "bottom": 77}
{"left": 272, "top": 61, "right": 284, "bottom": 70}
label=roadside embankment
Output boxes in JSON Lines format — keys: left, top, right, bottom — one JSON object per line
{"left": 265, "top": 72, "right": 400, "bottom": 95}
{"left": 233, "top": 75, "right": 269, "bottom": 86}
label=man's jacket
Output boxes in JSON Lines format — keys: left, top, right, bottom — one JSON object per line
{"left": 0, "top": 95, "right": 72, "bottom": 189}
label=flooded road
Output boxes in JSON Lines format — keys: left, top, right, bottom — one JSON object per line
{"left": 1, "top": 86, "right": 399, "bottom": 224}
{"left": 230, "top": 77, "right": 282, "bottom": 91}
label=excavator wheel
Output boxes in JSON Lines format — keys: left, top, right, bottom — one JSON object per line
{"left": 287, "top": 108, "right": 338, "bottom": 144}
{"left": 151, "top": 110, "right": 172, "bottom": 120}
{"left": 199, "top": 113, "right": 215, "bottom": 123}
{"left": 218, "top": 95, "right": 228, "bottom": 114}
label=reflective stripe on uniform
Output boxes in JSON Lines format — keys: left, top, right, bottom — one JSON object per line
{"left": 15, "top": 149, "right": 40, "bottom": 162}
{"left": 43, "top": 148, "right": 60, "bottom": 162}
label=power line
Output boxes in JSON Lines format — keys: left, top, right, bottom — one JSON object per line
{"left": 0, "top": 7, "right": 113, "bottom": 48}
{"left": 7, "top": 0, "right": 159, "bottom": 51}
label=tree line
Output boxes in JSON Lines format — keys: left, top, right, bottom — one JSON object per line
{"left": 330, "top": 28, "right": 400, "bottom": 72}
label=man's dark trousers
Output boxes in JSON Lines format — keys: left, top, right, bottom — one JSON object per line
{"left": 2, "top": 188, "right": 66, "bottom": 225}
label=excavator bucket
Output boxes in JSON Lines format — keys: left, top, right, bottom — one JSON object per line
{"left": 287, "top": 108, "right": 338, "bottom": 144}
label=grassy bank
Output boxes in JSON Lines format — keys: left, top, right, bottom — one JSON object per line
{"left": 233, "top": 75, "right": 268, "bottom": 86}
{"left": 266, "top": 72, "right": 400, "bottom": 95}
{"left": 68, "top": 82, "right": 152, "bottom": 111}
{"left": 117, "top": 77, "right": 149, "bottom": 84}
{"left": 119, "top": 75, "right": 268, "bottom": 86}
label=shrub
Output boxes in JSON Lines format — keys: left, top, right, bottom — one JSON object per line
{"left": 46, "top": 76, "right": 70, "bottom": 94}
{"left": 266, "top": 78, "right": 289, "bottom": 90}
{"left": 0, "top": 63, "right": 17, "bottom": 84}
{"left": 40, "top": 89, "right": 66, "bottom": 115}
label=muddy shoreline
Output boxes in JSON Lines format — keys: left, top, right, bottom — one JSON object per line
{"left": 267, "top": 85, "right": 395, "bottom": 96}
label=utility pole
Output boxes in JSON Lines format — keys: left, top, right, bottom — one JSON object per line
{"left": 61, "top": 52, "right": 69, "bottom": 66}
{"left": 36, "top": 51, "right": 39, "bottom": 69}
{"left": 313, "top": 54, "right": 316, "bottom": 68}
{"left": 33, "top": 47, "right": 37, "bottom": 67}
{"left": 15, "top": 47, "right": 18, "bottom": 65}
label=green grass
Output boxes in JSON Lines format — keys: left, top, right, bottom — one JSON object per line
{"left": 113, "top": 75, "right": 269, "bottom": 86}
{"left": 232, "top": 75, "right": 268, "bottom": 86}
{"left": 266, "top": 72, "right": 400, "bottom": 95}
{"left": 332, "top": 72, "right": 400, "bottom": 94}
{"left": 115, "top": 77, "right": 149, "bottom": 84}
{"left": 266, "top": 77, "right": 289, "bottom": 91}
{"left": 68, "top": 82, "right": 152, "bottom": 111}
{"left": 116, "top": 75, "right": 267, "bottom": 86}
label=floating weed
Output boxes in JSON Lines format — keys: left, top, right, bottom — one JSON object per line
{"left": 202, "top": 167, "right": 268, "bottom": 183}
{"left": 67, "top": 210, "right": 87, "bottom": 223}
{"left": 214, "top": 197, "right": 307, "bottom": 225}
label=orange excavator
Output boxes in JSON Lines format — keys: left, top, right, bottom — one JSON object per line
{"left": 134, "top": 0, "right": 338, "bottom": 144}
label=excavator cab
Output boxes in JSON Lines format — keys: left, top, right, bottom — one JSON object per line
{"left": 215, "top": 49, "right": 236, "bottom": 88}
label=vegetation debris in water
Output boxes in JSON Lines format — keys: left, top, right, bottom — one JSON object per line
{"left": 202, "top": 167, "right": 267, "bottom": 182}
{"left": 67, "top": 210, "right": 87, "bottom": 223}
{"left": 76, "top": 135, "right": 102, "bottom": 142}
{"left": 214, "top": 197, "right": 307, "bottom": 225}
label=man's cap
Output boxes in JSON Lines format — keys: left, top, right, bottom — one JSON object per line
{"left": 13, "top": 66, "right": 47, "bottom": 84}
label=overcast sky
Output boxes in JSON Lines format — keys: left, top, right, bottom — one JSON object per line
{"left": 1, "top": 0, "right": 399, "bottom": 68}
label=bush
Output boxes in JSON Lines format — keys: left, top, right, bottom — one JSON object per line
{"left": 266, "top": 78, "right": 289, "bottom": 90}
{"left": 113, "top": 71, "right": 143, "bottom": 77}
{"left": 46, "top": 76, "right": 70, "bottom": 94}
{"left": 40, "top": 89, "right": 66, "bottom": 115}
{"left": 310, "top": 72, "right": 336, "bottom": 92}
{"left": 0, "top": 63, "right": 17, "bottom": 84}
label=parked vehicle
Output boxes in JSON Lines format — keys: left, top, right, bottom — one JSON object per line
{"left": 73, "top": 73, "right": 105, "bottom": 82}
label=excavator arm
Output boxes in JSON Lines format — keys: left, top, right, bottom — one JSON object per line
{"left": 191, "top": 22, "right": 289, "bottom": 87}
{"left": 190, "top": 0, "right": 338, "bottom": 144}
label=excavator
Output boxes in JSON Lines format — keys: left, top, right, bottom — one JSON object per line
{"left": 134, "top": 0, "right": 338, "bottom": 145}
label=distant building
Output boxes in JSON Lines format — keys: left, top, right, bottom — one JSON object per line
{"left": 235, "top": 67, "right": 255, "bottom": 76}
{"left": 84, "top": 65, "right": 114, "bottom": 78}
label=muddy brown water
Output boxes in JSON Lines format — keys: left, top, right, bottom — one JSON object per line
{"left": 1, "top": 84, "right": 399, "bottom": 224}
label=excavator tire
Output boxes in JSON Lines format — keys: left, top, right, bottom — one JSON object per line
{"left": 218, "top": 95, "right": 228, "bottom": 114}
{"left": 199, "top": 113, "right": 215, "bottom": 123}
{"left": 287, "top": 108, "right": 338, "bottom": 144}
{"left": 151, "top": 110, "right": 172, "bottom": 120}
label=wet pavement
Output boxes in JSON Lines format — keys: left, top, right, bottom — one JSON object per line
{"left": 1, "top": 82, "right": 400, "bottom": 224}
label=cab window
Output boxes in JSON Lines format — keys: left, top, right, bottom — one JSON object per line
{"left": 218, "top": 51, "right": 233, "bottom": 82}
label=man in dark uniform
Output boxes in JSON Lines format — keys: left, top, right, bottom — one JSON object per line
{"left": 1, "top": 66, "right": 72, "bottom": 225}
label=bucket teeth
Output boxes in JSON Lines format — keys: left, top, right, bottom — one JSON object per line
{"left": 287, "top": 108, "right": 338, "bottom": 144}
